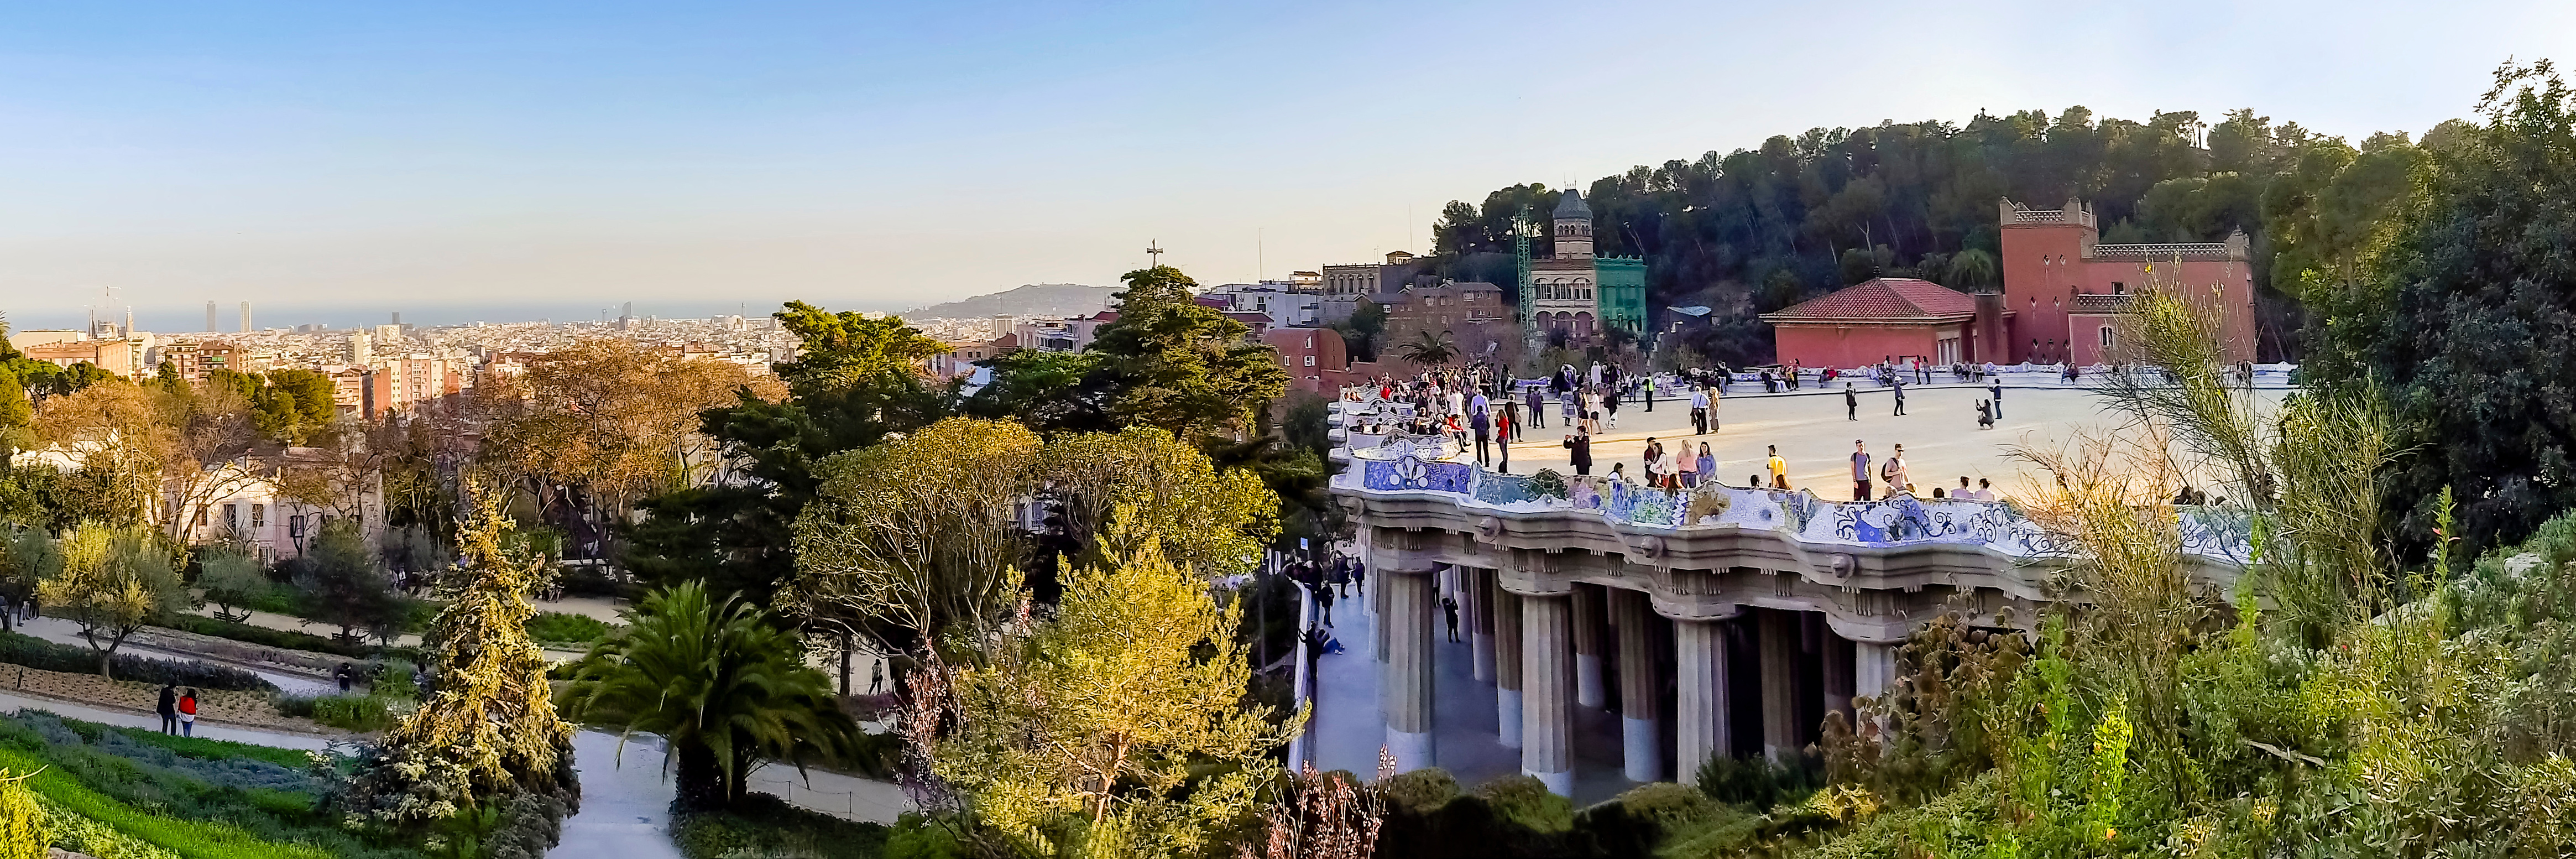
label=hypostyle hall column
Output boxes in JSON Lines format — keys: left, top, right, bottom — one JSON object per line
{"left": 1492, "top": 584, "right": 1524, "bottom": 749}
{"left": 1573, "top": 584, "right": 1606, "bottom": 709}
{"left": 1470, "top": 568, "right": 1497, "bottom": 682}
{"left": 1373, "top": 529, "right": 1439, "bottom": 773}
{"left": 1674, "top": 616, "right": 1733, "bottom": 785}
{"left": 1611, "top": 589, "right": 1663, "bottom": 782}
{"left": 1854, "top": 640, "right": 1899, "bottom": 736}
{"left": 1520, "top": 592, "right": 1575, "bottom": 795}
{"left": 1758, "top": 608, "right": 1802, "bottom": 763}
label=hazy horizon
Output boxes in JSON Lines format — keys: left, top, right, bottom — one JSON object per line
{"left": 6, "top": 1, "right": 2572, "bottom": 324}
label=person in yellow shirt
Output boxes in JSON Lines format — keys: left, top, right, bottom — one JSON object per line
{"left": 1765, "top": 444, "right": 1789, "bottom": 490}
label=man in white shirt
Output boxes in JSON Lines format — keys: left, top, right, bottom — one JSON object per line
{"left": 1690, "top": 388, "right": 1711, "bottom": 435}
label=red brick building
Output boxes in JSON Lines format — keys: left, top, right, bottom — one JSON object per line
{"left": 1264, "top": 327, "right": 1350, "bottom": 395}
{"left": 1765, "top": 198, "right": 2258, "bottom": 368}
{"left": 1762, "top": 278, "right": 1989, "bottom": 368}
{"left": 1997, "top": 198, "right": 2255, "bottom": 366}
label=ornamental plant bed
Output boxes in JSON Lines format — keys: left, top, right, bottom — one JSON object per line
{"left": 0, "top": 662, "right": 338, "bottom": 735}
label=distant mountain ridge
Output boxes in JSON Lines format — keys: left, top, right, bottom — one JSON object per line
{"left": 904, "top": 283, "right": 1115, "bottom": 320}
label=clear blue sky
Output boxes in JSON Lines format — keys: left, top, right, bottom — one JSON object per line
{"left": 4, "top": 0, "right": 2572, "bottom": 330}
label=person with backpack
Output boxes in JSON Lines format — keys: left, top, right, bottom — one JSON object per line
{"left": 1883, "top": 444, "right": 1911, "bottom": 498}
{"left": 1851, "top": 440, "right": 1873, "bottom": 502}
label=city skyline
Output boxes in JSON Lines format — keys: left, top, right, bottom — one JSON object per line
{"left": 5, "top": 0, "right": 2573, "bottom": 326}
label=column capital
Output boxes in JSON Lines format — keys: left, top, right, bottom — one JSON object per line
{"left": 1373, "top": 526, "right": 1441, "bottom": 575}
{"left": 1497, "top": 547, "right": 1572, "bottom": 597}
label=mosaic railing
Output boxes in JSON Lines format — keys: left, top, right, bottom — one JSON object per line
{"left": 1344, "top": 451, "right": 2253, "bottom": 564}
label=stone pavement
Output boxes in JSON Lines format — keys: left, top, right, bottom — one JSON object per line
{"left": 1484, "top": 386, "right": 2283, "bottom": 502}
{"left": 1304, "top": 581, "right": 1637, "bottom": 804}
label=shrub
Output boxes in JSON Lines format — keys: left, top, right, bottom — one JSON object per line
{"left": 522, "top": 612, "right": 612, "bottom": 645}
{"left": 0, "top": 632, "right": 271, "bottom": 691}
{"left": 1472, "top": 774, "right": 1570, "bottom": 833}
{"left": 163, "top": 616, "right": 375, "bottom": 659}
{"left": 1577, "top": 782, "right": 1717, "bottom": 857}
{"left": 1381, "top": 767, "right": 1461, "bottom": 815}
{"left": 272, "top": 694, "right": 395, "bottom": 732}
{"left": 0, "top": 767, "right": 46, "bottom": 859}
{"left": 1695, "top": 751, "right": 1823, "bottom": 810}
{"left": 671, "top": 793, "right": 890, "bottom": 859}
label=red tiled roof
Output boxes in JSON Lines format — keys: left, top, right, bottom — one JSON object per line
{"left": 1762, "top": 278, "right": 1977, "bottom": 322}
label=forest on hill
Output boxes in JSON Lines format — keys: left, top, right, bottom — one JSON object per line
{"left": 1426, "top": 106, "right": 2448, "bottom": 366}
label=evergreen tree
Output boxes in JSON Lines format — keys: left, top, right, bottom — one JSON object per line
{"left": 350, "top": 481, "right": 577, "bottom": 834}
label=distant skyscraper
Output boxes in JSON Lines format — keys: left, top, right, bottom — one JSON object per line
{"left": 350, "top": 331, "right": 373, "bottom": 366}
{"left": 239, "top": 301, "right": 252, "bottom": 333}
{"left": 391, "top": 312, "right": 401, "bottom": 326}
{"left": 206, "top": 301, "right": 218, "bottom": 332}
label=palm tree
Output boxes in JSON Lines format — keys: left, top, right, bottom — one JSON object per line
{"left": 1944, "top": 248, "right": 2000, "bottom": 293}
{"left": 562, "top": 581, "right": 857, "bottom": 808}
{"left": 1393, "top": 330, "right": 1460, "bottom": 368}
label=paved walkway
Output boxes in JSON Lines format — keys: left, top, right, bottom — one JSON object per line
{"left": 1474, "top": 386, "right": 2283, "bottom": 502}
{"left": 1306, "top": 585, "right": 1634, "bottom": 804}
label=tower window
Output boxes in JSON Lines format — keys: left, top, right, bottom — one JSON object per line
{"left": 2100, "top": 326, "right": 2114, "bottom": 347}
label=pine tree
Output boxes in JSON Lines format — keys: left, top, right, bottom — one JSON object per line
{"left": 349, "top": 479, "right": 577, "bottom": 832}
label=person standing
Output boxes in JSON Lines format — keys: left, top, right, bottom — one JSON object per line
{"left": 1891, "top": 377, "right": 1908, "bottom": 416}
{"left": 177, "top": 689, "right": 197, "bottom": 737}
{"left": 1697, "top": 443, "right": 1715, "bottom": 486}
{"left": 1676, "top": 438, "right": 1699, "bottom": 487}
{"left": 1351, "top": 557, "right": 1367, "bottom": 597}
{"left": 1471, "top": 407, "right": 1492, "bottom": 466}
{"left": 1709, "top": 383, "right": 1721, "bottom": 431}
{"left": 1502, "top": 398, "right": 1522, "bottom": 441}
{"left": 157, "top": 684, "right": 178, "bottom": 735}
{"left": 1642, "top": 438, "right": 1661, "bottom": 487}
{"left": 1561, "top": 387, "right": 1579, "bottom": 428}
{"left": 1989, "top": 377, "right": 2003, "bottom": 420}
{"left": 1690, "top": 387, "right": 1710, "bottom": 435}
{"left": 1845, "top": 383, "right": 1859, "bottom": 421}
{"left": 1643, "top": 375, "right": 1655, "bottom": 412}
{"left": 1565, "top": 430, "right": 1593, "bottom": 476}
{"left": 1604, "top": 386, "right": 1621, "bottom": 428}
{"left": 870, "top": 658, "right": 886, "bottom": 694}
{"left": 1884, "top": 444, "right": 1911, "bottom": 497}
{"left": 1850, "top": 440, "right": 1873, "bottom": 502}
{"left": 1440, "top": 592, "right": 1461, "bottom": 643}
{"left": 1766, "top": 444, "right": 1789, "bottom": 490}
{"left": 1526, "top": 386, "right": 1546, "bottom": 430}
{"left": 1317, "top": 584, "right": 1337, "bottom": 628}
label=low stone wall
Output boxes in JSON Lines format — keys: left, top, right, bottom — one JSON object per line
{"left": 119, "top": 627, "right": 343, "bottom": 679}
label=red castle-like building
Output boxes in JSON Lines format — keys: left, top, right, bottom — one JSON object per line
{"left": 1763, "top": 198, "right": 2256, "bottom": 368}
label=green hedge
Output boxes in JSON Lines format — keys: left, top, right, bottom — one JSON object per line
{"left": 161, "top": 617, "right": 374, "bottom": 659}
{"left": 0, "top": 632, "right": 271, "bottom": 692}
{"left": 672, "top": 793, "right": 890, "bottom": 859}
{"left": 269, "top": 694, "right": 394, "bottom": 732}
{"left": 524, "top": 612, "right": 613, "bottom": 646}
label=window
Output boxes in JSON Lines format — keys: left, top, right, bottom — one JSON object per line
{"left": 2112, "top": 282, "right": 2126, "bottom": 294}
{"left": 223, "top": 503, "right": 239, "bottom": 532}
{"left": 2100, "top": 326, "right": 2114, "bottom": 347}
{"left": 1304, "top": 356, "right": 1316, "bottom": 367}
{"left": 252, "top": 504, "right": 265, "bottom": 529}
{"left": 289, "top": 515, "right": 306, "bottom": 539}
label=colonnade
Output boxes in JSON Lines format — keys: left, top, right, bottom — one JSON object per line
{"left": 1366, "top": 528, "right": 1903, "bottom": 795}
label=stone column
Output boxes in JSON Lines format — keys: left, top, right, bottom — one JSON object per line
{"left": 1381, "top": 562, "right": 1438, "bottom": 772}
{"left": 1573, "top": 584, "right": 1605, "bottom": 709}
{"left": 1470, "top": 568, "right": 1497, "bottom": 683}
{"left": 1611, "top": 589, "right": 1662, "bottom": 782}
{"left": 1371, "top": 562, "right": 1391, "bottom": 663}
{"left": 1758, "top": 608, "right": 1802, "bottom": 762}
{"left": 1822, "top": 632, "right": 1856, "bottom": 731}
{"left": 1492, "top": 585, "right": 1524, "bottom": 748}
{"left": 1854, "top": 641, "right": 1898, "bottom": 738}
{"left": 1674, "top": 617, "right": 1732, "bottom": 785}
{"left": 1520, "top": 592, "right": 1575, "bottom": 795}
